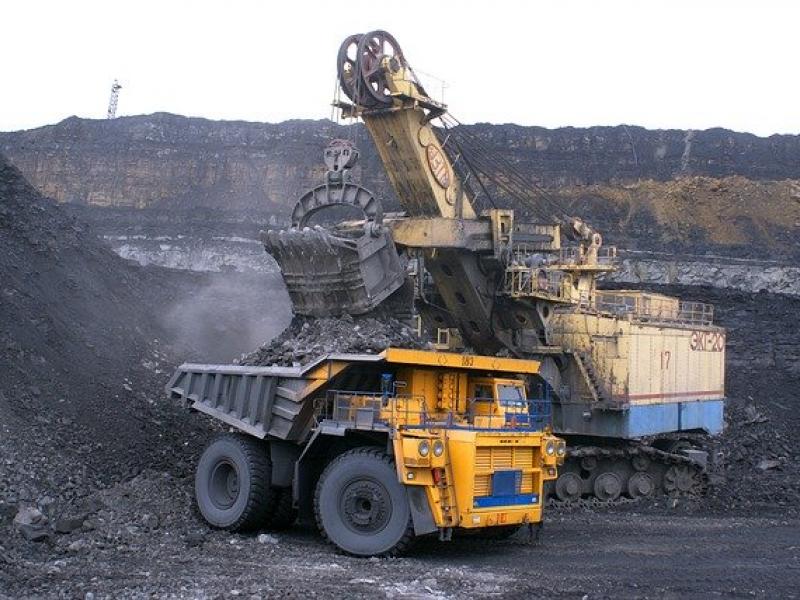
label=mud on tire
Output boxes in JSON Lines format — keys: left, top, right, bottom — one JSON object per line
{"left": 194, "top": 433, "right": 277, "bottom": 532}
{"left": 314, "top": 447, "right": 414, "bottom": 557}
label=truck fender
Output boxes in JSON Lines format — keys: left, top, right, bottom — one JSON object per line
{"left": 270, "top": 440, "right": 302, "bottom": 487}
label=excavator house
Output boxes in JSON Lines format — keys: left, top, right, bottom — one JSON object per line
{"left": 263, "top": 30, "right": 725, "bottom": 503}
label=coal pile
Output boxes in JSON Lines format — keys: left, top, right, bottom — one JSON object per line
{"left": 240, "top": 313, "right": 426, "bottom": 367}
{"left": 0, "top": 153, "right": 213, "bottom": 559}
{"left": 703, "top": 288, "right": 800, "bottom": 514}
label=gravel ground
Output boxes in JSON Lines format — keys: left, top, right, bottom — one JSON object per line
{"left": 2, "top": 470, "right": 798, "bottom": 599}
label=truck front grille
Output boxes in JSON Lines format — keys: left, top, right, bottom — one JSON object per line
{"left": 474, "top": 446, "right": 536, "bottom": 497}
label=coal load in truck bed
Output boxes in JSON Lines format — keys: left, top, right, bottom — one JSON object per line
{"left": 239, "top": 314, "right": 426, "bottom": 366}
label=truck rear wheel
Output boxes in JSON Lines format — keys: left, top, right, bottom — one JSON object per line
{"left": 195, "top": 433, "right": 276, "bottom": 531}
{"left": 314, "top": 447, "right": 414, "bottom": 557}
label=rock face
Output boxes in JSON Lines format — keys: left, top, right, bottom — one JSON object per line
{"left": 608, "top": 255, "right": 800, "bottom": 297}
{"left": 0, "top": 114, "right": 390, "bottom": 211}
{"left": 467, "top": 123, "right": 800, "bottom": 185}
{"left": 4, "top": 113, "right": 800, "bottom": 210}
{"left": 2, "top": 114, "right": 799, "bottom": 260}
{"left": 551, "top": 177, "right": 800, "bottom": 260}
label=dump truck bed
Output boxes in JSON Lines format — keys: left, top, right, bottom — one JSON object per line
{"left": 166, "top": 354, "right": 383, "bottom": 441}
{"left": 166, "top": 349, "right": 541, "bottom": 443}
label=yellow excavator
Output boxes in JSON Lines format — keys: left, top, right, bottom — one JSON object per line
{"left": 263, "top": 31, "right": 726, "bottom": 503}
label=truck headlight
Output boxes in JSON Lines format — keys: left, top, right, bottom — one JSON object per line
{"left": 432, "top": 440, "right": 444, "bottom": 457}
{"left": 557, "top": 441, "right": 566, "bottom": 457}
{"left": 418, "top": 440, "right": 430, "bottom": 457}
{"left": 545, "top": 440, "right": 556, "bottom": 456}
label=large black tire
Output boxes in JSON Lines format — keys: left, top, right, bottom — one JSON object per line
{"left": 264, "top": 487, "right": 297, "bottom": 530}
{"left": 314, "top": 447, "right": 414, "bottom": 557}
{"left": 195, "top": 433, "right": 277, "bottom": 532}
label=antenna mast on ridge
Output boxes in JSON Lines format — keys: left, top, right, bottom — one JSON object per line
{"left": 107, "top": 80, "right": 122, "bottom": 119}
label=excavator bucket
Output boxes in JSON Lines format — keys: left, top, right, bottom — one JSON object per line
{"left": 262, "top": 225, "right": 405, "bottom": 317}
{"left": 262, "top": 140, "right": 405, "bottom": 317}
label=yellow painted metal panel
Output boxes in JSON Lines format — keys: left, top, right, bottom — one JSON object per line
{"left": 363, "top": 109, "right": 476, "bottom": 220}
{"left": 382, "top": 347, "right": 540, "bottom": 375}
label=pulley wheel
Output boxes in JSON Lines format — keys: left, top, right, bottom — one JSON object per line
{"left": 356, "top": 30, "right": 404, "bottom": 106}
{"left": 593, "top": 472, "right": 622, "bottom": 501}
{"left": 337, "top": 34, "right": 362, "bottom": 103}
{"left": 554, "top": 472, "right": 582, "bottom": 502}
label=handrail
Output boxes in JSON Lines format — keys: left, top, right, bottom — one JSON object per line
{"left": 585, "top": 292, "right": 715, "bottom": 327}
{"left": 318, "top": 390, "right": 551, "bottom": 432}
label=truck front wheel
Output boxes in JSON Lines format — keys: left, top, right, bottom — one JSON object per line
{"left": 195, "top": 433, "right": 276, "bottom": 531}
{"left": 314, "top": 447, "right": 414, "bottom": 557}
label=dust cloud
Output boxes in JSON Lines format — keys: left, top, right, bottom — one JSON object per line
{"left": 161, "top": 271, "right": 292, "bottom": 363}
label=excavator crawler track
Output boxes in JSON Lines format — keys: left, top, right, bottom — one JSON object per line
{"left": 547, "top": 444, "right": 708, "bottom": 507}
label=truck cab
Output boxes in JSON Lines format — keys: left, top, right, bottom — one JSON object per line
{"left": 468, "top": 377, "right": 541, "bottom": 427}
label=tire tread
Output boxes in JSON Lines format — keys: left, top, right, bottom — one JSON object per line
{"left": 195, "top": 433, "right": 276, "bottom": 532}
{"left": 313, "top": 446, "right": 415, "bottom": 557}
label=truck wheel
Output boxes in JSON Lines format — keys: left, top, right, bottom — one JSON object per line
{"left": 195, "top": 433, "right": 276, "bottom": 531}
{"left": 314, "top": 447, "right": 414, "bottom": 557}
{"left": 265, "top": 488, "right": 297, "bottom": 530}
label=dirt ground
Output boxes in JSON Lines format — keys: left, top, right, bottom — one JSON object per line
{"left": 3, "top": 472, "right": 798, "bottom": 599}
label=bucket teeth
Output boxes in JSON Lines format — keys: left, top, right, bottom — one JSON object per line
{"left": 262, "top": 226, "right": 404, "bottom": 317}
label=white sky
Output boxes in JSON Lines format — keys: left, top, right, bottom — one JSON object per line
{"left": 1, "top": 0, "right": 798, "bottom": 136}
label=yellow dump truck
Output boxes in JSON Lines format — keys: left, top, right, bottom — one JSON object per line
{"left": 167, "top": 348, "right": 563, "bottom": 556}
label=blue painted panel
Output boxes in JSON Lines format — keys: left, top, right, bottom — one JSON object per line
{"left": 627, "top": 399, "right": 724, "bottom": 437}
{"left": 554, "top": 398, "right": 725, "bottom": 439}
{"left": 473, "top": 493, "right": 539, "bottom": 508}
{"left": 492, "top": 470, "right": 521, "bottom": 496}
{"left": 678, "top": 400, "right": 724, "bottom": 435}
{"left": 628, "top": 403, "right": 679, "bottom": 437}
